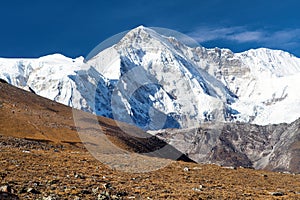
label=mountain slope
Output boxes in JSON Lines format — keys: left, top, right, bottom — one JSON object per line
{"left": 0, "top": 81, "right": 192, "bottom": 166}
{"left": 150, "top": 118, "right": 300, "bottom": 173}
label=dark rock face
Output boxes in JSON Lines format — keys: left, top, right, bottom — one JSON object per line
{"left": 153, "top": 118, "right": 300, "bottom": 173}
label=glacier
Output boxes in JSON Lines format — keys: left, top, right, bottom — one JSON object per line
{"left": 1, "top": 26, "right": 300, "bottom": 130}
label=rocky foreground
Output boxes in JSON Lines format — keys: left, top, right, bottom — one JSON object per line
{"left": 1, "top": 135, "right": 300, "bottom": 199}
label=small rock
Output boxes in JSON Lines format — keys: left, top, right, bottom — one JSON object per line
{"left": 19, "top": 187, "right": 27, "bottom": 194}
{"left": 33, "top": 182, "right": 40, "bottom": 187}
{"left": 269, "top": 191, "right": 285, "bottom": 196}
{"left": 116, "top": 191, "right": 128, "bottom": 197}
{"left": 242, "top": 193, "right": 252, "bottom": 197}
{"left": 74, "top": 174, "right": 85, "bottom": 179}
{"left": 192, "top": 187, "right": 201, "bottom": 192}
{"left": 192, "top": 167, "right": 202, "bottom": 170}
{"left": 183, "top": 167, "right": 189, "bottom": 172}
{"left": 222, "top": 166, "right": 237, "bottom": 170}
{"left": 49, "top": 179, "right": 59, "bottom": 185}
{"left": 70, "top": 186, "right": 76, "bottom": 190}
{"left": 103, "top": 183, "right": 112, "bottom": 189}
{"left": 262, "top": 174, "right": 268, "bottom": 178}
{"left": 50, "top": 186, "right": 56, "bottom": 190}
{"left": 0, "top": 185, "right": 11, "bottom": 193}
{"left": 43, "top": 196, "right": 54, "bottom": 200}
{"left": 98, "top": 191, "right": 110, "bottom": 200}
{"left": 27, "top": 187, "right": 41, "bottom": 194}
{"left": 192, "top": 185, "right": 205, "bottom": 192}
{"left": 81, "top": 189, "right": 92, "bottom": 194}
{"left": 0, "top": 172, "right": 7, "bottom": 179}
{"left": 111, "top": 195, "right": 120, "bottom": 199}
{"left": 92, "top": 187, "right": 99, "bottom": 194}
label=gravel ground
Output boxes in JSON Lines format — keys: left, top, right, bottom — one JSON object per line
{"left": 1, "top": 135, "right": 300, "bottom": 199}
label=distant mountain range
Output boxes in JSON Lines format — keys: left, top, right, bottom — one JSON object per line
{"left": 1, "top": 26, "right": 300, "bottom": 130}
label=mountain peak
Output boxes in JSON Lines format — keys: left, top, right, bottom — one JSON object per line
{"left": 128, "top": 25, "right": 154, "bottom": 34}
{"left": 119, "top": 26, "right": 160, "bottom": 45}
{"left": 237, "top": 47, "right": 300, "bottom": 76}
{"left": 132, "top": 25, "right": 148, "bottom": 31}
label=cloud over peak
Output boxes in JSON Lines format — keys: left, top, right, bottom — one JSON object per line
{"left": 188, "top": 26, "right": 300, "bottom": 54}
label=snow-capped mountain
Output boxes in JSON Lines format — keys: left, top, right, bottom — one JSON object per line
{"left": 188, "top": 47, "right": 300, "bottom": 125}
{"left": 0, "top": 54, "right": 84, "bottom": 106}
{"left": 1, "top": 26, "right": 300, "bottom": 130}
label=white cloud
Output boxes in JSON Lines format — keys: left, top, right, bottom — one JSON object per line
{"left": 229, "top": 31, "right": 264, "bottom": 43}
{"left": 189, "top": 26, "right": 244, "bottom": 43}
{"left": 264, "top": 29, "right": 300, "bottom": 45}
{"left": 188, "top": 26, "right": 300, "bottom": 50}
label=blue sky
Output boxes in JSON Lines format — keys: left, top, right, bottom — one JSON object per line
{"left": 0, "top": 0, "right": 299, "bottom": 58}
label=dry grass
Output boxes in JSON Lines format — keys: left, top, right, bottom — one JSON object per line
{"left": 1, "top": 138, "right": 300, "bottom": 199}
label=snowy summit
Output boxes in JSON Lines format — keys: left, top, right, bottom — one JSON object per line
{"left": 1, "top": 26, "right": 300, "bottom": 130}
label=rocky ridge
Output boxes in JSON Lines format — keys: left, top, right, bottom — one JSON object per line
{"left": 150, "top": 118, "right": 300, "bottom": 173}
